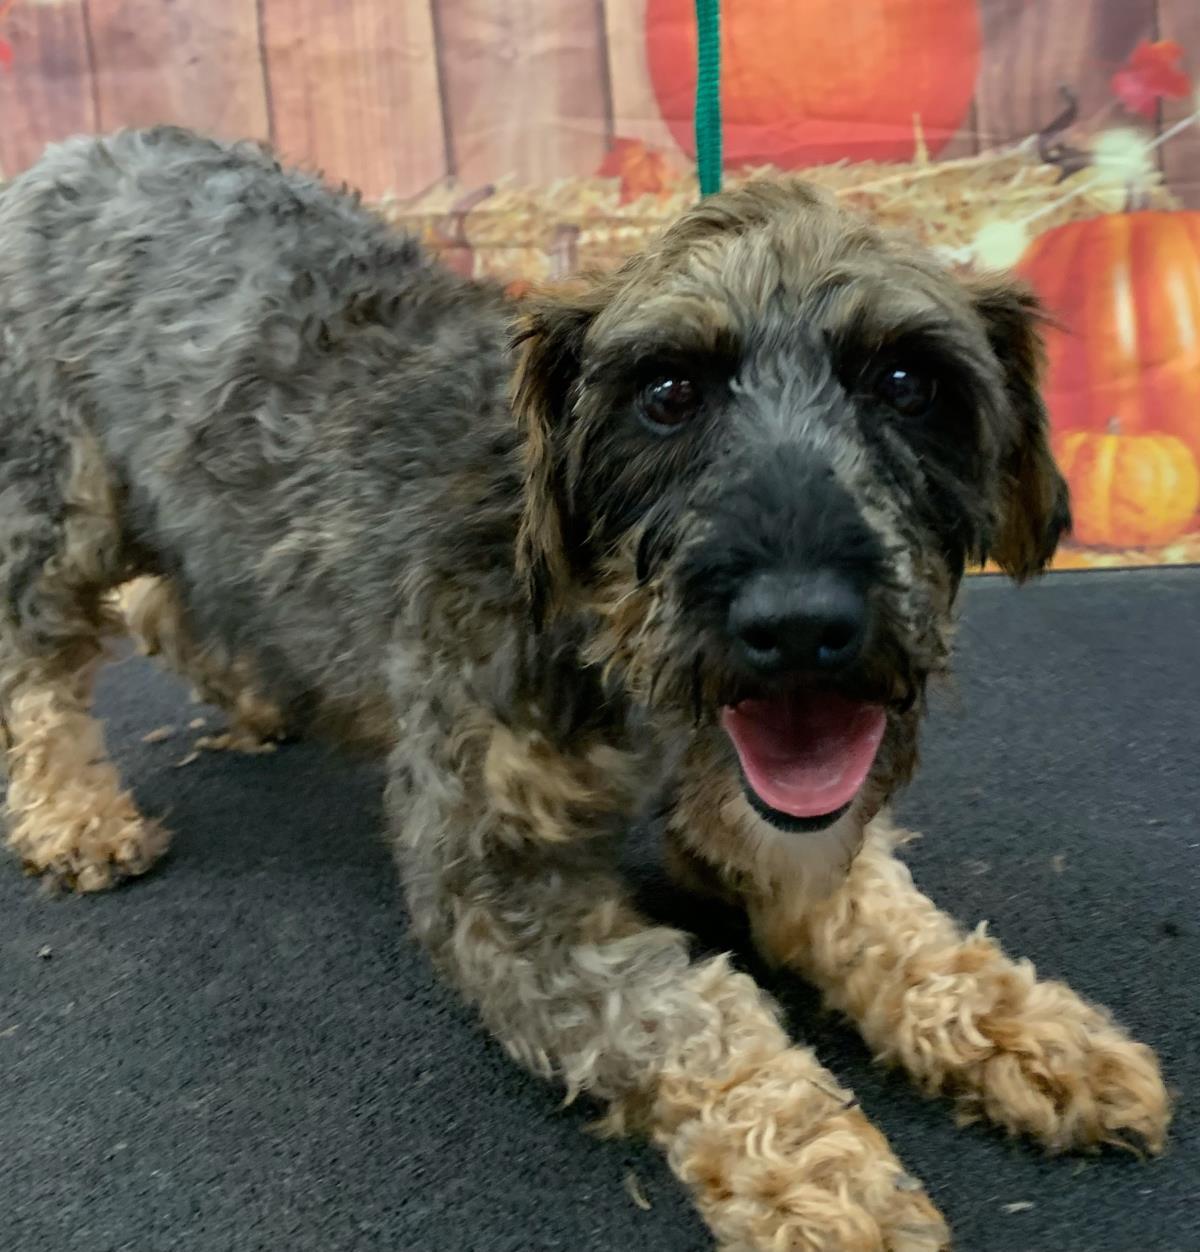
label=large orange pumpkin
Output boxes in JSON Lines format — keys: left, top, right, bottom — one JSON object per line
{"left": 1055, "top": 424, "right": 1200, "bottom": 548}
{"left": 1017, "top": 212, "right": 1200, "bottom": 466}
{"left": 645, "top": 0, "right": 980, "bottom": 168}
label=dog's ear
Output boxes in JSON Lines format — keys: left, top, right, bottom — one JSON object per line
{"left": 510, "top": 281, "right": 608, "bottom": 627}
{"left": 969, "top": 275, "right": 1071, "bottom": 581}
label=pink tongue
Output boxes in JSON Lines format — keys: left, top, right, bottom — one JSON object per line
{"left": 720, "top": 691, "right": 886, "bottom": 819}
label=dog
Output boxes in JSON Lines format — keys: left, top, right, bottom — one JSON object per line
{"left": 0, "top": 127, "right": 1170, "bottom": 1250}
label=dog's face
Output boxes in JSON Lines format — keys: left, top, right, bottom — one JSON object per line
{"left": 512, "top": 180, "right": 1069, "bottom": 832}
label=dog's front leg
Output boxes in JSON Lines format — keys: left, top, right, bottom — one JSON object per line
{"left": 391, "top": 694, "right": 948, "bottom": 1252}
{"left": 750, "top": 816, "right": 1171, "bottom": 1155}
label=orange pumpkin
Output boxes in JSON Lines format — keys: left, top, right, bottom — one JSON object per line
{"left": 1017, "top": 211, "right": 1200, "bottom": 465}
{"left": 1055, "top": 423, "right": 1200, "bottom": 548}
{"left": 644, "top": 0, "right": 980, "bottom": 168}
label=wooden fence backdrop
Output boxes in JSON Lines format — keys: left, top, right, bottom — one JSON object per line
{"left": 0, "top": 0, "right": 1197, "bottom": 202}
{"left": 2, "top": 0, "right": 1200, "bottom": 571}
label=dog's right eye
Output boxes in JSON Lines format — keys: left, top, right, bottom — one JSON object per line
{"left": 639, "top": 377, "right": 700, "bottom": 432}
{"left": 873, "top": 364, "right": 938, "bottom": 418}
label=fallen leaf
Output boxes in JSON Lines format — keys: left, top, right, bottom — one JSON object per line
{"left": 174, "top": 751, "right": 200, "bottom": 768}
{"left": 1111, "top": 40, "right": 1191, "bottom": 118}
{"left": 141, "top": 726, "right": 175, "bottom": 744}
{"left": 188, "top": 717, "right": 207, "bottom": 730}
{"left": 1050, "top": 853, "right": 1066, "bottom": 874}
{"left": 597, "top": 137, "right": 678, "bottom": 205}
{"left": 596, "top": 137, "right": 638, "bottom": 178}
{"left": 1001, "top": 1201, "right": 1035, "bottom": 1214}
{"left": 37, "top": 945, "right": 53, "bottom": 960}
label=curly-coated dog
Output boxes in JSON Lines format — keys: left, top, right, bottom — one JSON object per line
{"left": 0, "top": 128, "right": 1170, "bottom": 1250}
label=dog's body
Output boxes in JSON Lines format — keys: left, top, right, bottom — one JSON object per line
{"left": 0, "top": 129, "right": 519, "bottom": 748}
{"left": 0, "top": 129, "right": 1170, "bottom": 1250}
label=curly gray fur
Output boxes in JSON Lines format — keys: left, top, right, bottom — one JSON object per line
{"left": 0, "top": 126, "right": 520, "bottom": 727}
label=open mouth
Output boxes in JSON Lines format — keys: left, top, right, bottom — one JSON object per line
{"left": 720, "top": 689, "right": 886, "bottom": 831}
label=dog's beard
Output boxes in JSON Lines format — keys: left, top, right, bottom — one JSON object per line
{"left": 583, "top": 568, "right": 931, "bottom": 833}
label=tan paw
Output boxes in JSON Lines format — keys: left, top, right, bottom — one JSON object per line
{"left": 658, "top": 1051, "right": 950, "bottom": 1251}
{"left": 962, "top": 979, "right": 1171, "bottom": 1155}
{"left": 7, "top": 793, "right": 170, "bottom": 892}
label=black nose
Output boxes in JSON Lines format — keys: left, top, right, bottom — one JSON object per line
{"left": 728, "top": 570, "right": 869, "bottom": 675}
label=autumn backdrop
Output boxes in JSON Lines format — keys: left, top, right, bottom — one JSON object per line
{"left": 1, "top": 0, "right": 1198, "bottom": 570}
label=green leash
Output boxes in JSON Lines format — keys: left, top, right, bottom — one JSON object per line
{"left": 693, "top": 0, "right": 722, "bottom": 196}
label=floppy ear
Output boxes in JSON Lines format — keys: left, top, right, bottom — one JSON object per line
{"left": 510, "top": 282, "right": 607, "bottom": 627}
{"left": 970, "top": 276, "right": 1072, "bottom": 581}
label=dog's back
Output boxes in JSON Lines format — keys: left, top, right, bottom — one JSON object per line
{"left": 0, "top": 128, "right": 520, "bottom": 727}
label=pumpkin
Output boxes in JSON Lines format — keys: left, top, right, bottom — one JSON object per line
{"left": 1017, "top": 211, "right": 1200, "bottom": 465}
{"left": 1054, "top": 423, "right": 1200, "bottom": 548}
{"left": 644, "top": 0, "right": 980, "bottom": 168}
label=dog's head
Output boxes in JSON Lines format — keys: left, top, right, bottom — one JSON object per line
{"left": 511, "top": 180, "right": 1069, "bottom": 831}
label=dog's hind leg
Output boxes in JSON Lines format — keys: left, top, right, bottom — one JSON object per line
{"left": 115, "top": 575, "right": 286, "bottom": 754}
{"left": 0, "top": 429, "right": 168, "bottom": 891}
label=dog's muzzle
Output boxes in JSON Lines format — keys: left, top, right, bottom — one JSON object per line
{"left": 718, "top": 568, "right": 886, "bottom": 830}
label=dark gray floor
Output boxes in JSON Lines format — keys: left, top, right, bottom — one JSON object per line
{"left": 2, "top": 569, "right": 1197, "bottom": 1252}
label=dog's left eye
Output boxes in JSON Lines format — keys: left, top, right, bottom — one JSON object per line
{"left": 875, "top": 365, "right": 937, "bottom": 417}
{"left": 639, "top": 377, "right": 700, "bottom": 431}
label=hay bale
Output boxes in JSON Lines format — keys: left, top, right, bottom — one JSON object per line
{"left": 385, "top": 139, "right": 1178, "bottom": 284}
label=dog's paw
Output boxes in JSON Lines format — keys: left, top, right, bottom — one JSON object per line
{"left": 7, "top": 792, "right": 170, "bottom": 892}
{"left": 658, "top": 1050, "right": 950, "bottom": 1251}
{"left": 959, "top": 977, "right": 1170, "bottom": 1155}
{"left": 681, "top": 1107, "right": 948, "bottom": 1251}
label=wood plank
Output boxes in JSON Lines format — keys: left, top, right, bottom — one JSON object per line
{"left": 975, "top": 0, "right": 1156, "bottom": 149}
{"left": 0, "top": 0, "right": 96, "bottom": 178}
{"left": 434, "top": 0, "right": 610, "bottom": 188}
{"left": 936, "top": 102, "right": 981, "bottom": 161}
{"left": 1158, "top": 0, "right": 1200, "bottom": 208}
{"left": 261, "top": 0, "right": 446, "bottom": 201}
{"left": 603, "top": 0, "right": 679, "bottom": 158}
{"left": 86, "top": 0, "right": 268, "bottom": 141}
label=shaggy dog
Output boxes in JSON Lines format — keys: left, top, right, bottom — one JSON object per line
{"left": 0, "top": 128, "right": 1169, "bottom": 1250}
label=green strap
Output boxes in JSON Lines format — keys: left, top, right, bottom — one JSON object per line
{"left": 693, "top": 0, "right": 722, "bottom": 196}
